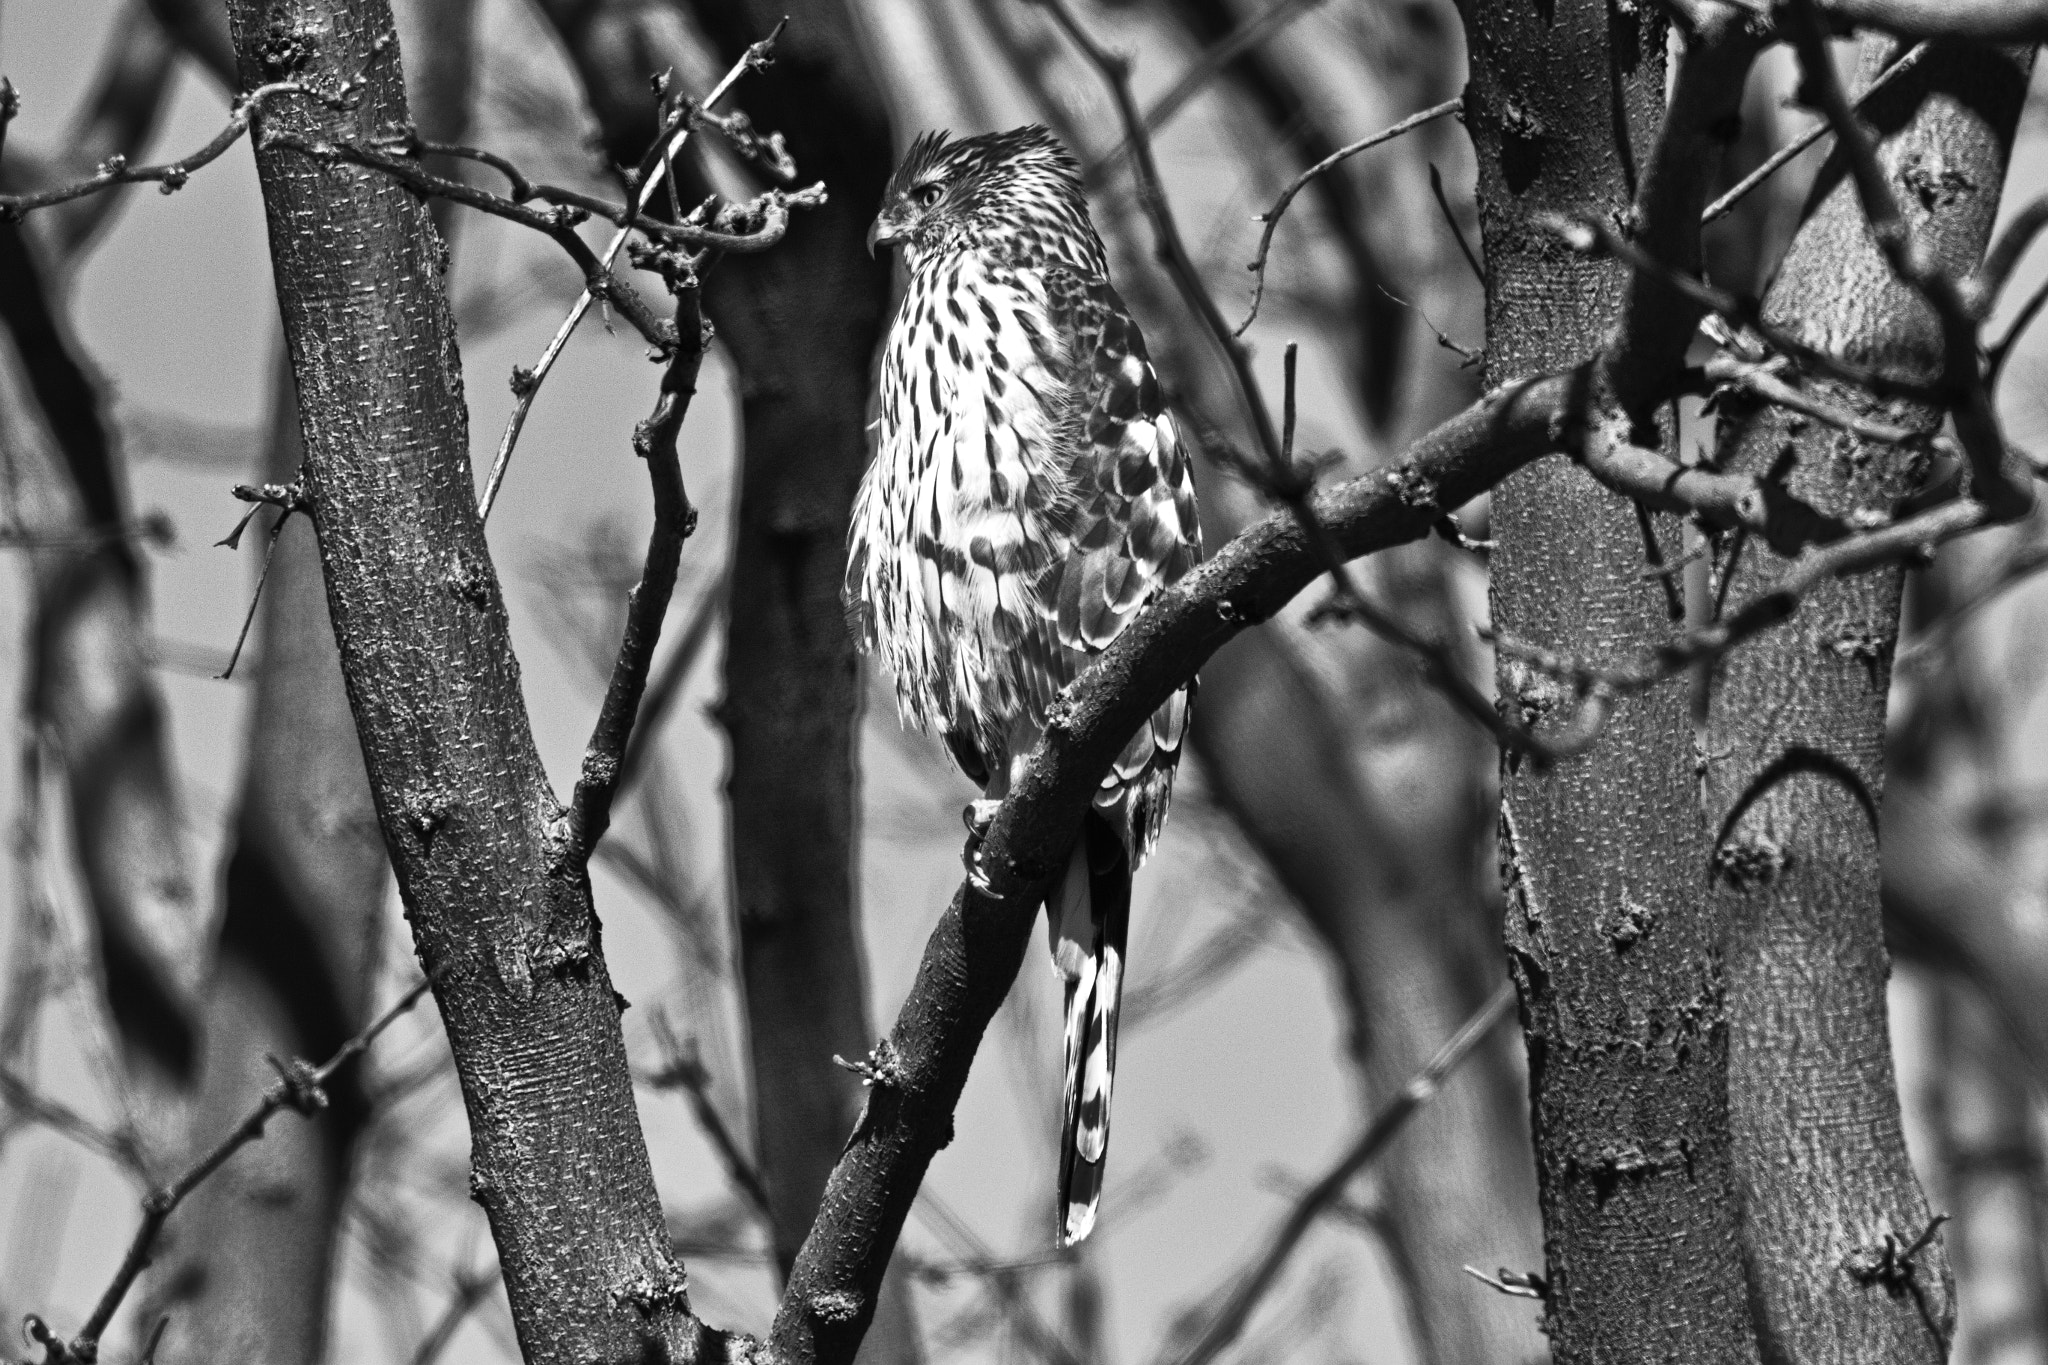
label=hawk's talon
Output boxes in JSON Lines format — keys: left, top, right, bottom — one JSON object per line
{"left": 963, "top": 798, "right": 1001, "bottom": 839}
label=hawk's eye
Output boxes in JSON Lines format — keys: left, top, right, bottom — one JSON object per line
{"left": 911, "top": 182, "right": 945, "bottom": 209}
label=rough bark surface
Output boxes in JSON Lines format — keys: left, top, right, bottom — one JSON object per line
{"left": 148, "top": 362, "right": 390, "bottom": 1365}
{"left": 226, "top": 2, "right": 708, "bottom": 1359}
{"left": 1708, "top": 38, "right": 2029, "bottom": 1365}
{"left": 1461, "top": 2, "right": 1759, "bottom": 1359}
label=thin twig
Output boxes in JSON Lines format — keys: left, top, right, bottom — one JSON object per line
{"left": 408, "top": 1263, "right": 502, "bottom": 1365}
{"left": 564, "top": 288, "right": 707, "bottom": 861}
{"left": 1092, "top": 0, "right": 1326, "bottom": 174}
{"left": 1895, "top": 539, "right": 2048, "bottom": 671}
{"left": 1033, "top": 0, "right": 1282, "bottom": 459}
{"left": 475, "top": 21, "right": 786, "bottom": 523}
{"left": 0, "top": 80, "right": 310, "bottom": 220}
{"left": 23, "top": 974, "right": 438, "bottom": 1364}
{"left": 0, "top": 1070, "right": 146, "bottom": 1174}
{"left": 1428, "top": 162, "right": 1484, "bottom": 289}
{"left": 640, "top": 1012, "right": 774, "bottom": 1226}
{"left": 1235, "top": 99, "right": 1463, "bottom": 334}
{"left": 1699, "top": 40, "right": 1931, "bottom": 226}
{"left": 1493, "top": 494, "right": 1992, "bottom": 695}
{"left": 1161, "top": 981, "right": 1516, "bottom": 1365}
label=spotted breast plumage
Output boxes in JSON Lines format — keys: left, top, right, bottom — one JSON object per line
{"left": 847, "top": 126, "right": 1200, "bottom": 1248}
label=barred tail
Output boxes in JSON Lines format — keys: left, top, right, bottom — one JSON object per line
{"left": 1052, "top": 814, "right": 1130, "bottom": 1249}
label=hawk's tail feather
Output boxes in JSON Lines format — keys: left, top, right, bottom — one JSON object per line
{"left": 1054, "top": 813, "right": 1130, "bottom": 1249}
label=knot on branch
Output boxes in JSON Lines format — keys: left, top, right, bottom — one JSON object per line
{"left": 400, "top": 783, "right": 456, "bottom": 850}
{"left": 834, "top": 1037, "right": 905, "bottom": 1089}
{"left": 529, "top": 936, "right": 594, "bottom": 980}
{"left": 614, "top": 1265, "right": 691, "bottom": 1316}
{"left": 1712, "top": 832, "right": 1789, "bottom": 890}
{"left": 1606, "top": 899, "right": 1655, "bottom": 950}
{"left": 1385, "top": 464, "right": 1439, "bottom": 511}
{"left": 266, "top": 1054, "right": 329, "bottom": 1116}
{"left": 24, "top": 1314, "right": 91, "bottom": 1364}
{"left": 260, "top": 18, "right": 317, "bottom": 77}
{"left": 1574, "top": 1137, "right": 1694, "bottom": 1203}
{"left": 807, "top": 1288, "right": 866, "bottom": 1325}
{"left": 1843, "top": 1215, "right": 1948, "bottom": 1294}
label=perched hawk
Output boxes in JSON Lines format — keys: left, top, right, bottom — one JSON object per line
{"left": 848, "top": 126, "right": 1201, "bottom": 1247}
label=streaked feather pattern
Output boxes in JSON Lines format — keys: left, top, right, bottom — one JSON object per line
{"left": 847, "top": 126, "right": 1200, "bottom": 1246}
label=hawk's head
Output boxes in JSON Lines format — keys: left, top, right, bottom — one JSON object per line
{"left": 868, "top": 126, "right": 1094, "bottom": 270}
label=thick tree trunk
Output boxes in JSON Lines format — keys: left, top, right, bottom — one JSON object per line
{"left": 1460, "top": 2, "right": 1760, "bottom": 1359}
{"left": 226, "top": 2, "right": 713, "bottom": 1359}
{"left": 147, "top": 359, "right": 390, "bottom": 1365}
{"left": 1707, "top": 37, "right": 2029, "bottom": 1364}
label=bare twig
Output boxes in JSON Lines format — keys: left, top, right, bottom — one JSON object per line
{"left": 0, "top": 78, "right": 339, "bottom": 220}
{"left": 1699, "top": 41, "right": 1931, "bottom": 226}
{"left": 22, "top": 974, "right": 437, "bottom": 1364}
{"left": 1895, "top": 538, "right": 2048, "bottom": 671}
{"left": 1493, "top": 495, "right": 1992, "bottom": 695}
{"left": 214, "top": 482, "right": 307, "bottom": 681}
{"left": 641, "top": 1011, "right": 774, "bottom": 1226}
{"left": 564, "top": 289, "right": 708, "bottom": 861}
{"left": 1428, "top": 161, "right": 1485, "bottom": 289}
{"left": 1161, "top": 980, "right": 1516, "bottom": 1365}
{"left": 1092, "top": 0, "right": 1327, "bottom": 173}
{"left": 615, "top": 574, "right": 725, "bottom": 803}
{"left": 0, "top": 1070, "right": 146, "bottom": 1174}
{"left": 1235, "top": 99, "right": 1463, "bottom": 334}
{"left": 475, "top": 22, "right": 786, "bottom": 522}
{"left": 408, "top": 1263, "right": 502, "bottom": 1365}
{"left": 1032, "top": 0, "right": 1282, "bottom": 459}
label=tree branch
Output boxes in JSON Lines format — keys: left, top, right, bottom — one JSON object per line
{"left": 1162, "top": 980, "right": 1516, "bottom": 1365}
{"left": 1236, "top": 97, "right": 1464, "bottom": 335}
{"left": 564, "top": 289, "right": 707, "bottom": 861}
{"left": 766, "top": 371, "right": 1575, "bottom": 1362}
{"left": 474, "top": 22, "right": 786, "bottom": 522}
{"left": 21, "top": 976, "right": 436, "bottom": 1365}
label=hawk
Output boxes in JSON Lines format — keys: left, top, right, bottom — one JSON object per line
{"left": 848, "top": 126, "right": 1201, "bottom": 1247}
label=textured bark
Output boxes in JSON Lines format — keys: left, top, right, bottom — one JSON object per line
{"left": 226, "top": 2, "right": 714, "bottom": 1359}
{"left": 1707, "top": 38, "right": 2029, "bottom": 1365}
{"left": 0, "top": 218, "right": 205, "bottom": 1118}
{"left": 1461, "top": 1, "right": 1759, "bottom": 1359}
{"left": 147, "top": 359, "right": 390, "bottom": 1365}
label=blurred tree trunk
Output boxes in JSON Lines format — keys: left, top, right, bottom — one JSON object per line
{"left": 1192, "top": 613, "right": 1545, "bottom": 1364}
{"left": 1705, "top": 36, "right": 2029, "bottom": 1363}
{"left": 146, "top": 356, "right": 390, "bottom": 1365}
{"left": 146, "top": 7, "right": 466, "bottom": 1354}
{"left": 536, "top": 3, "right": 924, "bottom": 1357}
{"left": 1461, "top": 1, "right": 1761, "bottom": 1359}
{"left": 0, "top": 216, "right": 204, "bottom": 1139}
{"left": 226, "top": 0, "right": 720, "bottom": 1357}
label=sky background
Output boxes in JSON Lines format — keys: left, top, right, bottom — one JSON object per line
{"left": 2, "top": 2, "right": 2047, "bottom": 1363}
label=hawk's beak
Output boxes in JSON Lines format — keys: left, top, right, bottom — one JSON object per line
{"left": 867, "top": 215, "right": 903, "bottom": 258}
